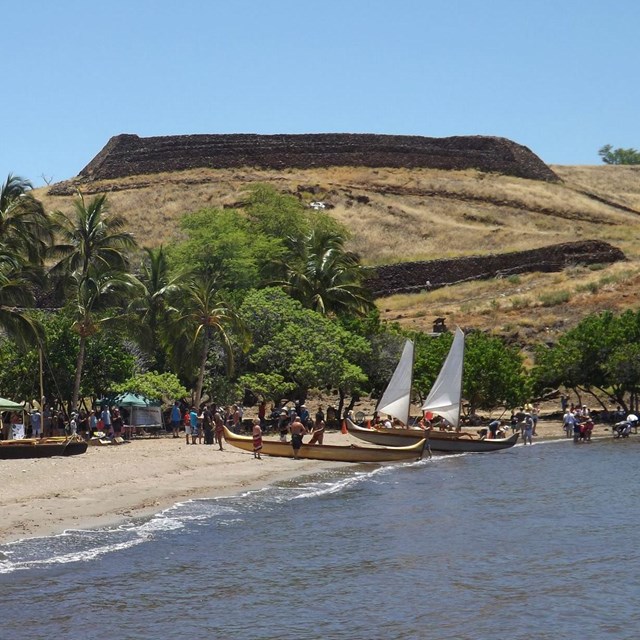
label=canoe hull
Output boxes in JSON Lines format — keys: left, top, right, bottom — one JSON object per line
{"left": 223, "top": 426, "right": 425, "bottom": 462}
{"left": 0, "top": 437, "right": 88, "bottom": 459}
{"left": 346, "top": 420, "right": 519, "bottom": 453}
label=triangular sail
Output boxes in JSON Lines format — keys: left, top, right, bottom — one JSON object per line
{"left": 377, "top": 339, "right": 414, "bottom": 425}
{"left": 421, "top": 328, "right": 465, "bottom": 428}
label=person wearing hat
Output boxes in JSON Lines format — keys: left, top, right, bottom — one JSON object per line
{"left": 278, "top": 409, "right": 289, "bottom": 442}
{"left": 299, "top": 404, "right": 309, "bottom": 423}
{"left": 30, "top": 408, "right": 42, "bottom": 439}
{"left": 69, "top": 411, "right": 78, "bottom": 436}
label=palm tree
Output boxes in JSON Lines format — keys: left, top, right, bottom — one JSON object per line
{"left": 50, "top": 192, "right": 137, "bottom": 286}
{"left": 68, "top": 265, "right": 141, "bottom": 408}
{"left": 276, "top": 229, "right": 374, "bottom": 317}
{"left": 167, "top": 271, "right": 246, "bottom": 407}
{"left": 130, "top": 246, "right": 178, "bottom": 369}
{"left": 0, "top": 174, "right": 52, "bottom": 267}
{"left": 48, "top": 192, "right": 139, "bottom": 407}
{"left": 0, "top": 263, "right": 42, "bottom": 349}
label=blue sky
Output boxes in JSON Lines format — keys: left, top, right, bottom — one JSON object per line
{"left": 3, "top": 0, "right": 639, "bottom": 185}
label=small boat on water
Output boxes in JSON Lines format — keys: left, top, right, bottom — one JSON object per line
{"left": 347, "top": 328, "right": 519, "bottom": 453}
{"left": 346, "top": 420, "right": 519, "bottom": 452}
{"left": 0, "top": 436, "right": 88, "bottom": 460}
{"left": 223, "top": 426, "right": 426, "bottom": 462}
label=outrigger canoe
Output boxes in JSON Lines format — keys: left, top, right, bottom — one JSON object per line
{"left": 223, "top": 426, "right": 426, "bottom": 462}
{"left": 346, "top": 419, "right": 519, "bottom": 453}
{"left": 0, "top": 436, "right": 88, "bottom": 460}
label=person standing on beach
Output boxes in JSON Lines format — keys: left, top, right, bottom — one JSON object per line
{"left": 170, "top": 401, "right": 181, "bottom": 438}
{"left": 562, "top": 411, "right": 575, "bottom": 439}
{"left": 202, "top": 404, "right": 214, "bottom": 445}
{"left": 112, "top": 408, "right": 123, "bottom": 439}
{"left": 252, "top": 418, "right": 263, "bottom": 459}
{"left": 523, "top": 414, "right": 534, "bottom": 445}
{"left": 184, "top": 408, "right": 192, "bottom": 444}
{"left": 307, "top": 416, "right": 325, "bottom": 445}
{"left": 189, "top": 406, "right": 199, "bottom": 444}
{"left": 258, "top": 400, "right": 267, "bottom": 429}
{"left": 531, "top": 403, "right": 540, "bottom": 436}
{"left": 289, "top": 414, "right": 308, "bottom": 459}
{"left": 89, "top": 410, "right": 97, "bottom": 436}
{"left": 213, "top": 412, "right": 225, "bottom": 450}
{"left": 101, "top": 405, "right": 112, "bottom": 437}
{"left": 30, "top": 408, "right": 42, "bottom": 438}
{"left": 232, "top": 404, "right": 242, "bottom": 433}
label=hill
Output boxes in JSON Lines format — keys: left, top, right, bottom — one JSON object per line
{"left": 34, "top": 136, "right": 640, "bottom": 348}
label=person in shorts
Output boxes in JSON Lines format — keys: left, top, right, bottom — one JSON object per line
{"left": 184, "top": 409, "right": 192, "bottom": 444}
{"left": 171, "top": 401, "right": 182, "bottom": 438}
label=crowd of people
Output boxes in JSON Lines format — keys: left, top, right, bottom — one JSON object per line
{"left": 167, "top": 399, "right": 328, "bottom": 459}
{"left": 1, "top": 404, "right": 128, "bottom": 440}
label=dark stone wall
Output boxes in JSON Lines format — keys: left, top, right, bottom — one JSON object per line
{"left": 77, "top": 133, "right": 558, "bottom": 183}
{"left": 366, "top": 241, "right": 625, "bottom": 298}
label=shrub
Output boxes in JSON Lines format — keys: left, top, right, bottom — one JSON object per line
{"left": 539, "top": 290, "right": 571, "bottom": 307}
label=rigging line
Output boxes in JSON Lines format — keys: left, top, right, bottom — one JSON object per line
{"left": 39, "top": 340, "right": 70, "bottom": 417}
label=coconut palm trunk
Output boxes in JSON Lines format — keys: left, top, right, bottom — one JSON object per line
{"left": 195, "top": 328, "right": 209, "bottom": 408}
{"left": 72, "top": 335, "right": 86, "bottom": 410}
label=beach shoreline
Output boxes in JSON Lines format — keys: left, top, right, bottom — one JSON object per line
{"left": 0, "top": 419, "right": 609, "bottom": 545}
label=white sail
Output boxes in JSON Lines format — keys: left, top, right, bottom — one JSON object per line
{"left": 377, "top": 339, "right": 414, "bottom": 425}
{"left": 421, "top": 327, "right": 465, "bottom": 428}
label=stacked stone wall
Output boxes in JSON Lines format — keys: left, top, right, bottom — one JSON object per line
{"left": 75, "top": 133, "right": 558, "bottom": 183}
{"left": 366, "top": 241, "right": 625, "bottom": 298}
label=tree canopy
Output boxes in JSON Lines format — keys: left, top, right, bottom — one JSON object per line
{"left": 598, "top": 144, "right": 640, "bottom": 165}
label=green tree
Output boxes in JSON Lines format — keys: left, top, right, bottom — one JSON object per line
{"left": 50, "top": 192, "right": 137, "bottom": 286}
{"left": 131, "top": 246, "right": 178, "bottom": 369}
{"left": 275, "top": 229, "right": 373, "bottom": 317}
{"left": 0, "top": 310, "right": 135, "bottom": 406}
{"left": 238, "top": 288, "right": 369, "bottom": 410}
{"left": 0, "top": 263, "right": 42, "bottom": 349}
{"left": 414, "top": 330, "right": 527, "bottom": 415}
{"left": 68, "top": 266, "right": 141, "bottom": 408}
{"left": 463, "top": 331, "right": 528, "bottom": 414}
{"left": 531, "top": 310, "right": 640, "bottom": 411}
{"left": 0, "top": 174, "right": 52, "bottom": 267}
{"left": 167, "top": 271, "right": 245, "bottom": 407}
{"left": 112, "top": 371, "right": 188, "bottom": 405}
{"left": 598, "top": 144, "right": 640, "bottom": 165}
{"left": 48, "top": 192, "right": 139, "bottom": 407}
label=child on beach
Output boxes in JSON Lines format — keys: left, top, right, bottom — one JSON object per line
{"left": 252, "top": 418, "right": 262, "bottom": 459}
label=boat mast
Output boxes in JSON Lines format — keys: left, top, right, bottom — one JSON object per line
{"left": 455, "top": 328, "right": 465, "bottom": 429}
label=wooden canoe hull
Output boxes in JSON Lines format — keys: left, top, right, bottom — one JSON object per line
{"left": 346, "top": 420, "right": 519, "bottom": 453}
{"left": 0, "top": 437, "right": 88, "bottom": 459}
{"left": 223, "top": 426, "right": 425, "bottom": 462}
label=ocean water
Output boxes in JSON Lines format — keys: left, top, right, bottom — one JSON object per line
{"left": 1, "top": 437, "right": 639, "bottom": 640}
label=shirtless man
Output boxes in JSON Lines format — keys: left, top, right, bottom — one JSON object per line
{"left": 288, "top": 414, "right": 308, "bottom": 459}
{"left": 307, "top": 418, "right": 325, "bottom": 445}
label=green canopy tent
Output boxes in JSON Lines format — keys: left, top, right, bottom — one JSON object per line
{"left": 109, "top": 393, "right": 163, "bottom": 432}
{"left": 0, "top": 397, "right": 27, "bottom": 439}
{"left": 0, "top": 397, "right": 26, "bottom": 411}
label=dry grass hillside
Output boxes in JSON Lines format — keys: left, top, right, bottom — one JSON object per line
{"left": 35, "top": 163, "right": 640, "bottom": 346}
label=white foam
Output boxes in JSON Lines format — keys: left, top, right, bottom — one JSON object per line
{"left": 0, "top": 537, "right": 145, "bottom": 574}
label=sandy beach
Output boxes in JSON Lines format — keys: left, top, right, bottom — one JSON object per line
{"left": 0, "top": 418, "right": 610, "bottom": 545}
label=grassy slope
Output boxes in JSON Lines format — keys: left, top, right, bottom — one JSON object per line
{"left": 35, "top": 163, "right": 640, "bottom": 349}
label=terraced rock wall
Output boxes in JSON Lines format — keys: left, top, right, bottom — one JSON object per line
{"left": 75, "top": 133, "right": 558, "bottom": 183}
{"left": 366, "top": 241, "right": 625, "bottom": 298}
